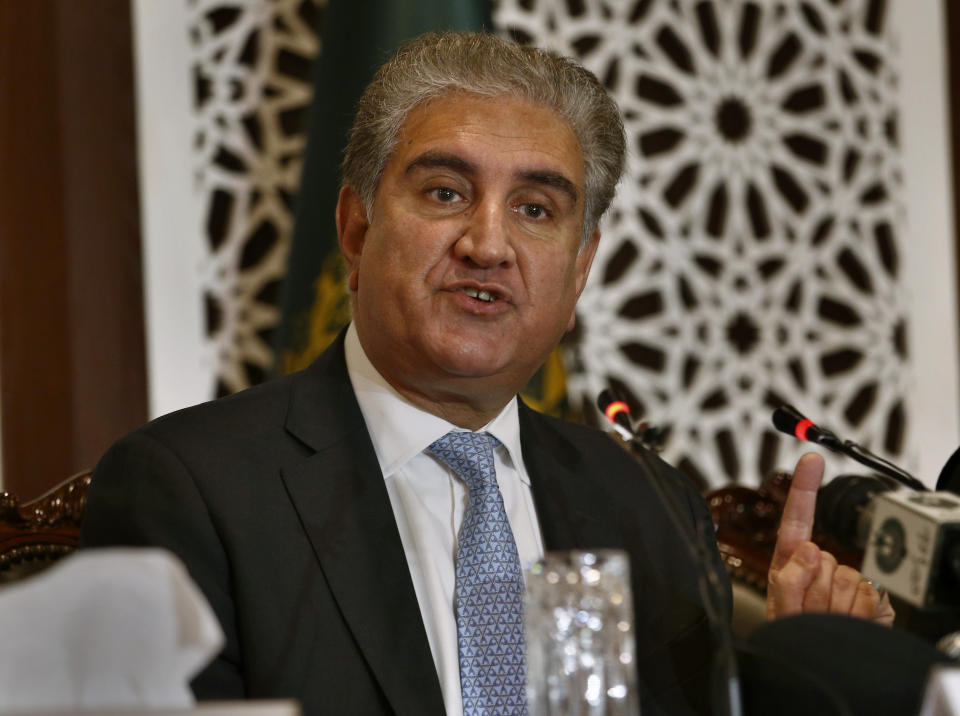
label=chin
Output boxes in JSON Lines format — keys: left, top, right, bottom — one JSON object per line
{"left": 436, "top": 355, "right": 506, "bottom": 380}
{"left": 422, "top": 327, "right": 554, "bottom": 381}
{"left": 436, "top": 346, "right": 548, "bottom": 387}
{"left": 426, "top": 341, "right": 507, "bottom": 378}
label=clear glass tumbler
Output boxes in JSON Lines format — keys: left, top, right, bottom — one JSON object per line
{"left": 525, "top": 549, "right": 640, "bottom": 716}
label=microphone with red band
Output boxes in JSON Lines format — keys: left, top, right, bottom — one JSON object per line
{"left": 793, "top": 419, "right": 813, "bottom": 441}
{"left": 598, "top": 390, "right": 663, "bottom": 448}
{"left": 597, "top": 388, "right": 743, "bottom": 716}
{"left": 772, "top": 404, "right": 926, "bottom": 492}
{"left": 772, "top": 405, "right": 842, "bottom": 449}
{"left": 603, "top": 399, "right": 630, "bottom": 424}
{"left": 598, "top": 390, "right": 633, "bottom": 441}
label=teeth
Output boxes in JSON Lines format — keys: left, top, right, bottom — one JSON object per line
{"left": 463, "top": 287, "right": 495, "bottom": 302}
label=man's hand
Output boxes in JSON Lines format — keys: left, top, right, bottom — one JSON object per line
{"left": 766, "top": 452, "right": 895, "bottom": 626}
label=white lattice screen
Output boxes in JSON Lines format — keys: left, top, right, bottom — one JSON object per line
{"left": 133, "top": 0, "right": 958, "bottom": 486}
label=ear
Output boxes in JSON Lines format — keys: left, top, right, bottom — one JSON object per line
{"left": 574, "top": 230, "right": 600, "bottom": 296}
{"left": 567, "top": 229, "right": 600, "bottom": 332}
{"left": 336, "top": 186, "right": 369, "bottom": 292}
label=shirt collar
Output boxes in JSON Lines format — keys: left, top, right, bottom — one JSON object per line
{"left": 343, "top": 324, "right": 527, "bottom": 483}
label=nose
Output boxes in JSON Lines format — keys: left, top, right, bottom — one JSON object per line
{"left": 453, "top": 202, "right": 515, "bottom": 269}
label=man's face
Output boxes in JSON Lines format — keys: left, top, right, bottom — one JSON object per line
{"left": 338, "top": 92, "right": 599, "bottom": 417}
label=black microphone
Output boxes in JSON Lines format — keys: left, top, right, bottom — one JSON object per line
{"left": 772, "top": 405, "right": 926, "bottom": 492}
{"left": 771, "top": 405, "right": 842, "bottom": 449}
{"left": 598, "top": 389, "right": 664, "bottom": 449}
{"left": 773, "top": 408, "right": 960, "bottom": 608}
{"left": 598, "top": 389, "right": 634, "bottom": 441}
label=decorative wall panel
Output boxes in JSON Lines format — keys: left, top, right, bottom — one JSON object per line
{"left": 189, "top": 0, "right": 322, "bottom": 396}
{"left": 180, "top": 0, "right": 918, "bottom": 487}
{"left": 494, "top": 0, "right": 909, "bottom": 487}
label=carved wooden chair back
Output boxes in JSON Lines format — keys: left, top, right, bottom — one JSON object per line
{"left": 0, "top": 470, "right": 92, "bottom": 583}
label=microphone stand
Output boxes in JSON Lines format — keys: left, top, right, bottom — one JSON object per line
{"left": 600, "top": 394, "right": 743, "bottom": 716}
{"left": 773, "top": 406, "right": 926, "bottom": 492}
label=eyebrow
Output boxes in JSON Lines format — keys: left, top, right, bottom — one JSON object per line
{"left": 520, "top": 170, "right": 579, "bottom": 205}
{"left": 405, "top": 151, "right": 475, "bottom": 176}
{"left": 405, "top": 150, "right": 580, "bottom": 205}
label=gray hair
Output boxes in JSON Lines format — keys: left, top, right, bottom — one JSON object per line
{"left": 341, "top": 31, "right": 626, "bottom": 245}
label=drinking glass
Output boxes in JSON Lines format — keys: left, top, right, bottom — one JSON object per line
{"left": 525, "top": 550, "right": 640, "bottom": 716}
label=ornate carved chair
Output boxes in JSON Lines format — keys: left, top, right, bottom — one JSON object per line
{"left": 0, "top": 470, "right": 92, "bottom": 583}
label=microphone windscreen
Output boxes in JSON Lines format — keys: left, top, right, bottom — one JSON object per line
{"left": 740, "top": 614, "right": 952, "bottom": 716}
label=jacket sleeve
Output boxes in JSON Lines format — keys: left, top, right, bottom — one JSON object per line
{"left": 80, "top": 429, "right": 246, "bottom": 699}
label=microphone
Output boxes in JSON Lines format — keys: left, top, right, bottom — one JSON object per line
{"left": 598, "top": 389, "right": 664, "bottom": 449}
{"left": 771, "top": 405, "right": 842, "bottom": 449}
{"left": 774, "top": 405, "right": 960, "bottom": 608}
{"left": 771, "top": 405, "right": 926, "bottom": 492}
{"left": 598, "top": 389, "right": 633, "bottom": 441}
{"left": 597, "top": 389, "right": 743, "bottom": 716}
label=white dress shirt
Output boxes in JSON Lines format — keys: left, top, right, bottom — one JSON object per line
{"left": 344, "top": 324, "right": 545, "bottom": 716}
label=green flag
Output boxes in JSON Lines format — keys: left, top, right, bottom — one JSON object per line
{"left": 277, "top": 1, "right": 492, "bottom": 374}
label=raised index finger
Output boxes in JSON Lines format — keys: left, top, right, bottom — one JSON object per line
{"left": 771, "top": 452, "right": 826, "bottom": 571}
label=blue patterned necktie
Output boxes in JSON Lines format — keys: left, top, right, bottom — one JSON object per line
{"left": 428, "top": 431, "right": 527, "bottom": 716}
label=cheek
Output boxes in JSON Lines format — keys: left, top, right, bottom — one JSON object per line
{"left": 370, "top": 215, "right": 442, "bottom": 269}
{"left": 525, "top": 248, "right": 580, "bottom": 295}
{"left": 357, "top": 233, "right": 436, "bottom": 308}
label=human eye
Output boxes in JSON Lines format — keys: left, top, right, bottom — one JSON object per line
{"left": 427, "top": 186, "right": 462, "bottom": 203}
{"left": 516, "top": 203, "right": 552, "bottom": 220}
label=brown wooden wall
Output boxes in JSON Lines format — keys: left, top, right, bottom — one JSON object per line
{"left": 0, "top": 0, "right": 146, "bottom": 499}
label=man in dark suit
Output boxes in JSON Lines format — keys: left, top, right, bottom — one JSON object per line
{"left": 82, "top": 31, "right": 892, "bottom": 716}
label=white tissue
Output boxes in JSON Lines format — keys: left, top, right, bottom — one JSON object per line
{"left": 0, "top": 548, "right": 224, "bottom": 710}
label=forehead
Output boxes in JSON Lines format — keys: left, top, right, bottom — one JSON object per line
{"left": 385, "top": 92, "right": 585, "bottom": 187}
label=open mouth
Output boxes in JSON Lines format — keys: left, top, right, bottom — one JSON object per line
{"left": 462, "top": 287, "right": 497, "bottom": 303}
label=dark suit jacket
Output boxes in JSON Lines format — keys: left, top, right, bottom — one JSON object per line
{"left": 81, "top": 334, "right": 730, "bottom": 716}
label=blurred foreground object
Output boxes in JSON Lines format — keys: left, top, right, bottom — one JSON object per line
{"left": 920, "top": 666, "right": 960, "bottom": 716}
{"left": 742, "top": 614, "right": 951, "bottom": 716}
{"left": 0, "top": 548, "right": 223, "bottom": 710}
{"left": 525, "top": 550, "right": 638, "bottom": 716}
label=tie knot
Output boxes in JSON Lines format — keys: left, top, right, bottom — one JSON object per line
{"left": 427, "top": 431, "right": 501, "bottom": 492}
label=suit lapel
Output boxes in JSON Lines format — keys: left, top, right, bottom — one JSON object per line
{"left": 280, "top": 336, "right": 445, "bottom": 716}
{"left": 518, "top": 402, "right": 621, "bottom": 552}
{"left": 521, "top": 405, "right": 712, "bottom": 670}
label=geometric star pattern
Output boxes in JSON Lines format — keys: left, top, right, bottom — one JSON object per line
{"left": 428, "top": 431, "right": 527, "bottom": 715}
{"left": 190, "top": 0, "right": 912, "bottom": 488}
{"left": 494, "top": 0, "right": 912, "bottom": 487}
{"left": 189, "top": 0, "right": 324, "bottom": 396}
